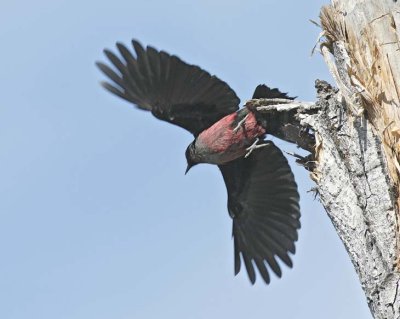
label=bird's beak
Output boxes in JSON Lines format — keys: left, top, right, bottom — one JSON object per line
{"left": 185, "top": 164, "right": 191, "bottom": 175}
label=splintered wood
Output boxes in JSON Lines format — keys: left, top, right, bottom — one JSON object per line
{"left": 317, "top": 1, "right": 400, "bottom": 318}
{"left": 320, "top": 3, "right": 400, "bottom": 189}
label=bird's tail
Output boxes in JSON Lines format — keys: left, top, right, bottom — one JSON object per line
{"left": 252, "top": 84, "right": 294, "bottom": 100}
{"left": 251, "top": 84, "right": 296, "bottom": 135}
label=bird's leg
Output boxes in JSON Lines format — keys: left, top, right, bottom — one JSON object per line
{"left": 245, "top": 138, "right": 268, "bottom": 158}
{"left": 233, "top": 114, "right": 249, "bottom": 133}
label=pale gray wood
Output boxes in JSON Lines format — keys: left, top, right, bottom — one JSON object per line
{"left": 247, "top": 1, "right": 400, "bottom": 316}
{"left": 316, "top": 1, "right": 400, "bottom": 317}
{"left": 252, "top": 79, "right": 400, "bottom": 318}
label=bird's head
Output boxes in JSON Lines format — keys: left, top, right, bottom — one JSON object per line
{"left": 185, "top": 141, "right": 199, "bottom": 174}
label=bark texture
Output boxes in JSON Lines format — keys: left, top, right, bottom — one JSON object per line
{"left": 252, "top": 82, "right": 399, "bottom": 318}
{"left": 250, "top": 1, "right": 400, "bottom": 317}
{"left": 306, "top": 82, "right": 399, "bottom": 318}
{"left": 317, "top": 1, "right": 400, "bottom": 317}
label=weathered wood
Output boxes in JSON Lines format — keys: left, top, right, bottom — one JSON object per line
{"left": 249, "top": 1, "right": 400, "bottom": 316}
{"left": 255, "top": 1, "right": 400, "bottom": 317}
{"left": 253, "top": 79, "right": 399, "bottom": 318}
{"left": 316, "top": 1, "right": 400, "bottom": 317}
{"left": 306, "top": 81, "right": 399, "bottom": 318}
{"left": 320, "top": 0, "right": 400, "bottom": 199}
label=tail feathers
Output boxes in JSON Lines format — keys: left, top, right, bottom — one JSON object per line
{"left": 252, "top": 84, "right": 295, "bottom": 100}
{"left": 251, "top": 85, "right": 296, "bottom": 134}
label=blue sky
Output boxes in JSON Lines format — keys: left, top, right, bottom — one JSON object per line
{"left": 0, "top": 0, "right": 371, "bottom": 318}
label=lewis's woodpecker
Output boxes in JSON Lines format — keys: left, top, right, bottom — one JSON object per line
{"left": 97, "top": 40, "right": 301, "bottom": 284}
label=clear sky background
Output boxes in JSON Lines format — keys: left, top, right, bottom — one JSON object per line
{"left": 1, "top": 0, "right": 372, "bottom": 318}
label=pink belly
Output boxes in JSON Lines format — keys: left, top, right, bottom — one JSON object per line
{"left": 195, "top": 111, "right": 265, "bottom": 165}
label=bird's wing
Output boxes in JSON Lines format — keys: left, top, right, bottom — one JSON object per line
{"left": 218, "top": 141, "right": 300, "bottom": 284}
{"left": 252, "top": 84, "right": 295, "bottom": 99}
{"left": 96, "top": 40, "right": 240, "bottom": 136}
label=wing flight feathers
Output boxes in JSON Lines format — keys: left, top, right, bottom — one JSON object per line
{"left": 97, "top": 40, "right": 240, "bottom": 135}
{"left": 219, "top": 142, "right": 300, "bottom": 284}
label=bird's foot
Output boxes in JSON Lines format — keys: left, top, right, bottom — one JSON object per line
{"left": 284, "top": 151, "right": 316, "bottom": 171}
{"left": 245, "top": 138, "right": 267, "bottom": 158}
{"left": 233, "top": 114, "right": 249, "bottom": 133}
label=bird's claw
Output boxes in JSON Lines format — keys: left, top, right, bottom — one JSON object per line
{"left": 245, "top": 138, "right": 267, "bottom": 158}
{"left": 233, "top": 114, "right": 249, "bottom": 133}
{"left": 284, "top": 151, "right": 316, "bottom": 171}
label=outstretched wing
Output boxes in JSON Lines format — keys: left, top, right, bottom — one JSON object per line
{"left": 96, "top": 40, "right": 240, "bottom": 136}
{"left": 218, "top": 142, "right": 300, "bottom": 284}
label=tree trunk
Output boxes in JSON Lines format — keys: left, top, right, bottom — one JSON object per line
{"left": 253, "top": 0, "right": 400, "bottom": 317}
{"left": 317, "top": 1, "right": 400, "bottom": 317}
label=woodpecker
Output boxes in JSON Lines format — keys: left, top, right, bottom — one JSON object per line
{"left": 96, "top": 40, "right": 301, "bottom": 285}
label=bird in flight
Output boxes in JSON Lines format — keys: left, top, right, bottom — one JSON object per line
{"left": 96, "top": 40, "right": 301, "bottom": 284}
